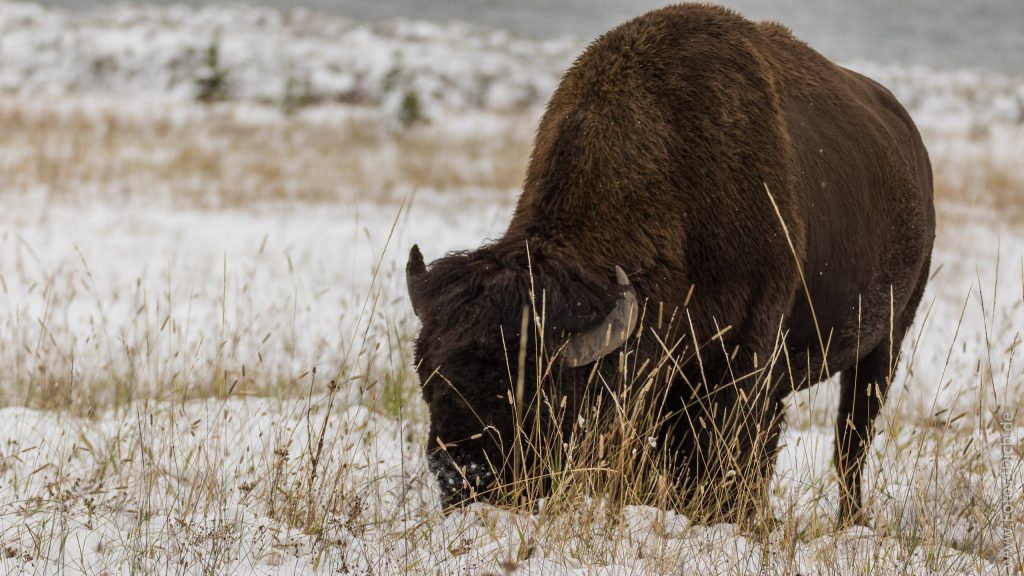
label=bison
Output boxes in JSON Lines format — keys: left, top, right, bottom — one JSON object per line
{"left": 407, "top": 3, "right": 934, "bottom": 524}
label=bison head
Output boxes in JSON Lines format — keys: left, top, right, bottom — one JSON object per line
{"left": 406, "top": 243, "right": 638, "bottom": 508}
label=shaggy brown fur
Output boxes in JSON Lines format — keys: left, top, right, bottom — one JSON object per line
{"left": 408, "top": 3, "right": 934, "bottom": 524}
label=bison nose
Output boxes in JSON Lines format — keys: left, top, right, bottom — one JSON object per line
{"left": 429, "top": 455, "right": 495, "bottom": 509}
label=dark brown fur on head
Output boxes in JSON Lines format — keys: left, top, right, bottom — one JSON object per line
{"left": 409, "top": 3, "right": 934, "bottom": 522}
{"left": 409, "top": 239, "right": 621, "bottom": 506}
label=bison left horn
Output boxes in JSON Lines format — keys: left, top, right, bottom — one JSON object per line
{"left": 563, "top": 266, "right": 639, "bottom": 367}
{"left": 407, "top": 244, "right": 429, "bottom": 318}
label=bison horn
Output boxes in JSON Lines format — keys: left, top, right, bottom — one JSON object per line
{"left": 563, "top": 266, "right": 639, "bottom": 367}
{"left": 407, "top": 244, "right": 428, "bottom": 318}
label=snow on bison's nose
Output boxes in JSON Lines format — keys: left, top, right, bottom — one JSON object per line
{"left": 428, "top": 452, "right": 496, "bottom": 508}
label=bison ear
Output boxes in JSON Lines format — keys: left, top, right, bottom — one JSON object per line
{"left": 407, "top": 244, "right": 429, "bottom": 318}
{"left": 562, "top": 266, "right": 639, "bottom": 367}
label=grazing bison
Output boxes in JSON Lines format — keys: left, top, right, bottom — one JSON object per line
{"left": 407, "top": 3, "right": 934, "bottom": 524}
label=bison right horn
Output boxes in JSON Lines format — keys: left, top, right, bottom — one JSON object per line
{"left": 562, "top": 266, "right": 639, "bottom": 367}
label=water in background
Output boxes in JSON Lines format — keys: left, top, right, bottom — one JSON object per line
{"left": 32, "top": 0, "right": 1024, "bottom": 76}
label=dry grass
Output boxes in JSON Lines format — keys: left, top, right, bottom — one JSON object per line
{"left": 934, "top": 155, "right": 1024, "bottom": 227}
{"left": 4, "top": 266, "right": 1018, "bottom": 572}
{"left": 0, "top": 95, "right": 534, "bottom": 208}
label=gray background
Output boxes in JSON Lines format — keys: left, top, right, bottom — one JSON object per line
{"left": 33, "top": 0, "right": 1024, "bottom": 74}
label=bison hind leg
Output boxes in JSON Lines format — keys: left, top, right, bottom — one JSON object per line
{"left": 834, "top": 343, "right": 893, "bottom": 525}
{"left": 834, "top": 264, "right": 929, "bottom": 525}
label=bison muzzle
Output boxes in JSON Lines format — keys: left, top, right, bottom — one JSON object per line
{"left": 407, "top": 3, "right": 935, "bottom": 525}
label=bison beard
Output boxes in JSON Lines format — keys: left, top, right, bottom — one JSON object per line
{"left": 408, "top": 4, "right": 934, "bottom": 525}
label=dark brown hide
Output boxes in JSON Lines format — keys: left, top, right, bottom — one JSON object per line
{"left": 409, "top": 3, "right": 934, "bottom": 523}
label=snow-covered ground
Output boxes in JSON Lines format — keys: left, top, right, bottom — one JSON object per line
{"left": 0, "top": 1, "right": 1022, "bottom": 574}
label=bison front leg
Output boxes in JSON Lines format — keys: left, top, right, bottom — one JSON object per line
{"left": 677, "top": 383, "right": 786, "bottom": 528}
{"left": 729, "top": 387, "right": 787, "bottom": 528}
{"left": 835, "top": 343, "right": 895, "bottom": 525}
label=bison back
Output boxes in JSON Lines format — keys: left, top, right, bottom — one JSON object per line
{"left": 508, "top": 3, "right": 935, "bottom": 385}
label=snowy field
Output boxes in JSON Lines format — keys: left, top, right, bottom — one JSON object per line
{"left": 1, "top": 1, "right": 1023, "bottom": 574}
